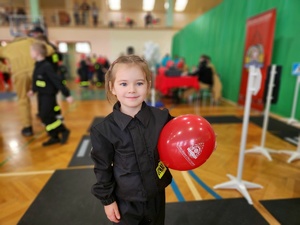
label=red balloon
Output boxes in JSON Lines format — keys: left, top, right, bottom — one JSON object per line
{"left": 158, "top": 114, "right": 216, "bottom": 171}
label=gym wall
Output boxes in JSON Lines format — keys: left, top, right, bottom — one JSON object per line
{"left": 172, "top": 0, "right": 300, "bottom": 119}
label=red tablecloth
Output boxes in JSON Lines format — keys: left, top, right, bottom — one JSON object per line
{"left": 155, "top": 73, "right": 200, "bottom": 95}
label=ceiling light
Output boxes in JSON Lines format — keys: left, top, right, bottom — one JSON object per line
{"left": 143, "top": 0, "right": 155, "bottom": 11}
{"left": 108, "top": 0, "right": 121, "bottom": 10}
{"left": 164, "top": 1, "right": 169, "bottom": 10}
{"left": 175, "top": 0, "right": 188, "bottom": 12}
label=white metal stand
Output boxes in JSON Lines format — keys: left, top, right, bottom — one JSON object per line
{"left": 214, "top": 66, "right": 263, "bottom": 205}
{"left": 245, "top": 65, "right": 278, "bottom": 161}
{"left": 287, "top": 76, "right": 300, "bottom": 124}
{"left": 279, "top": 135, "right": 300, "bottom": 163}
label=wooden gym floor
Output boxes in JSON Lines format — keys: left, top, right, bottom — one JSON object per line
{"left": 0, "top": 82, "right": 299, "bottom": 225}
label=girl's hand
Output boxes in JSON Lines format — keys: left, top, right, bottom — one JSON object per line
{"left": 104, "top": 201, "right": 121, "bottom": 223}
{"left": 66, "top": 96, "right": 74, "bottom": 104}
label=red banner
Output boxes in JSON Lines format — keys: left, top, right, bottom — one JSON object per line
{"left": 238, "top": 9, "right": 276, "bottom": 111}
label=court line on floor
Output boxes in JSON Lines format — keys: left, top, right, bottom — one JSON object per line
{"left": 0, "top": 170, "right": 55, "bottom": 177}
{"left": 188, "top": 170, "right": 222, "bottom": 199}
{"left": 0, "top": 157, "right": 11, "bottom": 167}
{"left": 181, "top": 171, "right": 202, "bottom": 200}
{"left": 0, "top": 165, "right": 94, "bottom": 177}
{"left": 170, "top": 179, "right": 185, "bottom": 202}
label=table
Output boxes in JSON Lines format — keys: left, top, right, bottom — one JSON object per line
{"left": 155, "top": 73, "right": 200, "bottom": 95}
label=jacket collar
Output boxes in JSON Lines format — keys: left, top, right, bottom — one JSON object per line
{"left": 113, "top": 101, "right": 150, "bottom": 130}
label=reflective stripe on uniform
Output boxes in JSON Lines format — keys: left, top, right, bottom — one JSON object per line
{"left": 54, "top": 105, "right": 61, "bottom": 112}
{"left": 52, "top": 54, "right": 59, "bottom": 63}
{"left": 80, "top": 81, "right": 89, "bottom": 86}
{"left": 46, "top": 119, "right": 62, "bottom": 131}
{"left": 36, "top": 80, "right": 46, "bottom": 87}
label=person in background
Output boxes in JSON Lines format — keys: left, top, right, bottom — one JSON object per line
{"left": 161, "top": 53, "right": 171, "bottom": 67}
{"left": 57, "top": 60, "right": 68, "bottom": 85}
{"left": 80, "top": 0, "right": 90, "bottom": 25}
{"left": 144, "top": 12, "right": 153, "bottom": 27}
{"left": 86, "top": 56, "right": 95, "bottom": 85}
{"left": 91, "top": 2, "right": 99, "bottom": 27}
{"left": 77, "top": 55, "right": 89, "bottom": 88}
{"left": 125, "top": 17, "right": 134, "bottom": 28}
{"left": 184, "top": 54, "right": 222, "bottom": 104}
{"left": 0, "top": 58, "right": 12, "bottom": 92}
{"left": 94, "top": 58, "right": 105, "bottom": 87}
{"left": 176, "top": 57, "right": 189, "bottom": 75}
{"left": 173, "top": 55, "right": 180, "bottom": 65}
{"left": 30, "top": 27, "right": 65, "bottom": 121}
{"left": 73, "top": 1, "right": 80, "bottom": 25}
{"left": 165, "top": 60, "right": 182, "bottom": 77}
{"left": 28, "top": 41, "right": 73, "bottom": 146}
{"left": 0, "top": 33, "right": 54, "bottom": 136}
{"left": 90, "top": 55, "right": 173, "bottom": 224}
{"left": 192, "top": 55, "right": 213, "bottom": 87}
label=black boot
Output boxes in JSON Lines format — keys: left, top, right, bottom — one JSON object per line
{"left": 21, "top": 126, "right": 33, "bottom": 137}
{"left": 42, "top": 136, "right": 60, "bottom": 146}
{"left": 61, "top": 129, "right": 70, "bottom": 144}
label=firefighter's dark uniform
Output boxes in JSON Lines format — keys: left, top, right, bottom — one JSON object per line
{"left": 90, "top": 102, "right": 173, "bottom": 225}
{"left": 77, "top": 59, "right": 89, "bottom": 87}
{"left": 32, "top": 59, "right": 71, "bottom": 145}
{"left": 94, "top": 61, "right": 105, "bottom": 87}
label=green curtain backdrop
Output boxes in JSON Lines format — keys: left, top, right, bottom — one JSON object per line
{"left": 172, "top": 0, "right": 300, "bottom": 119}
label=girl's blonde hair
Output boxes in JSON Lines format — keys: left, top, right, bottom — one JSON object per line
{"left": 31, "top": 41, "right": 47, "bottom": 57}
{"left": 105, "top": 55, "right": 152, "bottom": 103}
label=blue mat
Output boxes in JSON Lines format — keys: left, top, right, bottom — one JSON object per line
{"left": 0, "top": 92, "right": 17, "bottom": 101}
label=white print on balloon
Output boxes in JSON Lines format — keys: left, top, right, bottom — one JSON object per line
{"left": 187, "top": 143, "right": 204, "bottom": 159}
{"left": 176, "top": 143, "right": 204, "bottom": 166}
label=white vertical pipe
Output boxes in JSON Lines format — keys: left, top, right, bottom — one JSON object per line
{"left": 260, "top": 65, "right": 277, "bottom": 147}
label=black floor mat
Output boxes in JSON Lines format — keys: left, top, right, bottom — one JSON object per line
{"left": 87, "top": 117, "right": 104, "bottom": 132}
{"left": 18, "top": 169, "right": 268, "bottom": 225}
{"left": 68, "top": 135, "right": 93, "bottom": 167}
{"left": 18, "top": 168, "right": 108, "bottom": 225}
{"left": 260, "top": 198, "right": 300, "bottom": 225}
{"left": 166, "top": 198, "right": 268, "bottom": 225}
{"left": 250, "top": 116, "right": 299, "bottom": 145}
{"left": 204, "top": 115, "right": 242, "bottom": 124}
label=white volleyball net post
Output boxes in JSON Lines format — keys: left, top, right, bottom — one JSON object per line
{"left": 245, "top": 65, "right": 279, "bottom": 161}
{"left": 214, "top": 66, "right": 263, "bottom": 205}
{"left": 286, "top": 75, "right": 300, "bottom": 124}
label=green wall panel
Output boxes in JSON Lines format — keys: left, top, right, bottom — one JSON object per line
{"left": 172, "top": 0, "right": 300, "bottom": 119}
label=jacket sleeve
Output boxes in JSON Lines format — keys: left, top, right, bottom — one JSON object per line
{"left": 90, "top": 125, "right": 116, "bottom": 205}
{"left": 45, "top": 63, "right": 70, "bottom": 97}
{"left": 32, "top": 69, "right": 37, "bottom": 93}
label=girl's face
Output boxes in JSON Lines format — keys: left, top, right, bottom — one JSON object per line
{"left": 111, "top": 64, "right": 149, "bottom": 116}
{"left": 30, "top": 46, "right": 38, "bottom": 60}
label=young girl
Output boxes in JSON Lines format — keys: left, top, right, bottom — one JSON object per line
{"left": 90, "top": 55, "right": 173, "bottom": 225}
{"left": 28, "top": 41, "right": 73, "bottom": 146}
